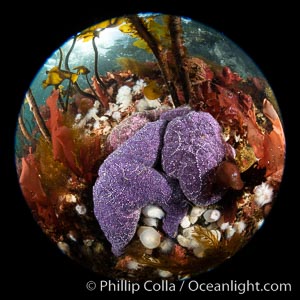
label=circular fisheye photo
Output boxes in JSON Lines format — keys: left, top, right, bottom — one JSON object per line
{"left": 15, "top": 13, "right": 285, "bottom": 281}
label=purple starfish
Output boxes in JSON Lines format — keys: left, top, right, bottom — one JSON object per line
{"left": 159, "top": 105, "right": 191, "bottom": 121}
{"left": 93, "top": 120, "right": 187, "bottom": 256}
{"left": 106, "top": 108, "right": 171, "bottom": 152}
{"left": 93, "top": 107, "right": 228, "bottom": 256}
{"left": 161, "top": 111, "right": 226, "bottom": 205}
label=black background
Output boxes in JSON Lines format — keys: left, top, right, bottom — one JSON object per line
{"left": 2, "top": 1, "right": 297, "bottom": 297}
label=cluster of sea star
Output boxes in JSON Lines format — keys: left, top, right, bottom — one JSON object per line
{"left": 93, "top": 107, "right": 238, "bottom": 256}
